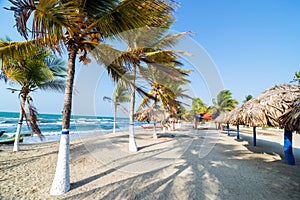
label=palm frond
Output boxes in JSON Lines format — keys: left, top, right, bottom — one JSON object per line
{"left": 38, "top": 79, "right": 65, "bottom": 92}
{"left": 87, "top": 0, "right": 174, "bottom": 38}
{"left": 25, "top": 102, "right": 44, "bottom": 140}
{"left": 0, "top": 40, "right": 36, "bottom": 68}
{"left": 44, "top": 54, "right": 67, "bottom": 78}
{"left": 5, "top": 0, "right": 36, "bottom": 39}
{"left": 152, "top": 31, "right": 192, "bottom": 50}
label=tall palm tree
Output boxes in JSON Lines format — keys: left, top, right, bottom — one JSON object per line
{"left": 103, "top": 83, "right": 130, "bottom": 133}
{"left": 97, "top": 29, "right": 190, "bottom": 150}
{"left": 212, "top": 89, "right": 238, "bottom": 118}
{"left": 2, "top": 49, "right": 66, "bottom": 152}
{"left": 4, "top": 0, "right": 175, "bottom": 194}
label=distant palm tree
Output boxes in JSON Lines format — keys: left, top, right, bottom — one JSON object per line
{"left": 138, "top": 65, "right": 190, "bottom": 112}
{"left": 191, "top": 98, "right": 208, "bottom": 115}
{"left": 2, "top": 49, "right": 66, "bottom": 152}
{"left": 3, "top": 0, "right": 175, "bottom": 194}
{"left": 212, "top": 89, "right": 238, "bottom": 118}
{"left": 243, "top": 94, "right": 253, "bottom": 104}
{"left": 103, "top": 84, "right": 130, "bottom": 133}
{"left": 136, "top": 65, "right": 190, "bottom": 138}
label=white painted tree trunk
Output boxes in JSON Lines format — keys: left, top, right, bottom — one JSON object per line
{"left": 129, "top": 65, "right": 138, "bottom": 152}
{"left": 153, "top": 122, "right": 158, "bottom": 139}
{"left": 13, "top": 121, "right": 22, "bottom": 152}
{"left": 113, "top": 102, "right": 117, "bottom": 134}
{"left": 50, "top": 49, "right": 76, "bottom": 195}
{"left": 129, "top": 125, "right": 138, "bottom": 151}
{"left": 13, "top": 96, "right": 25, "bottom": 152}
{"left": 50, "top": 131, "right": 70, "bottom": 195}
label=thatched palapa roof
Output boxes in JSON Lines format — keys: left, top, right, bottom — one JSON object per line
{"left": 279, "top": 98, "right": 300, "bottom": 133}
{"left": 214, "top": 112, "right": 230, "bottom": 123}
{"left": 134, "top": 105, "right": 168, "bottom": 123}
{"left": 224, "top": 107, "right": 243, "bottom": 126}
{"left": 231, "top": 84, "right": 300, "bottom": 128}
{"left": 238, "top": 98, "right": 268, "bottom": 127}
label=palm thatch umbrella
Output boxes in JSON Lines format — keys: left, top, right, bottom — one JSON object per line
{"left": 214, "top": 112, "right": 229, "bottom": 124}
{"left": 224, "top": 107, "right": 243, "bottom": 139}
{"left": 134, "top": 105, "right": 169, "bottom": 139}
{"left": 214, "top": 111, "right": 230, "bottom": 131}
{"left": 232, "top": 84, "right": 300, "bottom": 164}
{"left": 235, "top": 84, "right": 300, "bottom": 127}
{"left": 259, "top": 84, "right": 299, "bottom": 127}
{"left": 237, "top": 98, "right": 268, "bottom": 127}
{"left": 134, "top": 105, "right": 167, "bottom": 123}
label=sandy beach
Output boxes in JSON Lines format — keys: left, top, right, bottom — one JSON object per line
{"left": 1, "top": 123, "right": 300, "bottom": 199}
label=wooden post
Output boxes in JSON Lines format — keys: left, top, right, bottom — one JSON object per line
{"left": 227, "top": 123, "right": 230, "bottom": 136}
{"left": 253, "top": 126, "right": 256, "bottom": 146}
{"left": 236, "top": 125, "right": 240, "bottom": 139}
{"left": 284, "top": 129, "right": 295, "bottom": 165}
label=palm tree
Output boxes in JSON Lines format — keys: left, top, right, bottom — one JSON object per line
{"left": 293, "top": 71, "right": 300, "bottom": 85}
{"left": 212, "top": 89, "right": 238, "bottom": 118}
{"left": 191, "top": 98, "right": 208, "bottom": 115}
{"left": 243, "top": 94, "right": 253, "bottom": 104}
{"left": 2, "top": 49, "right": 66, "bottom": 152}
{"left": 103, "top": 84, "right": 130, "bottom": 133}
{"left": 136, "top": 64, "right": 190, "bottom": 137}
{"left": 4, "top": 0, "right": 175, "bottom": 194}
{"left": 98, "top": 29, "right": 190, "bottom": 148}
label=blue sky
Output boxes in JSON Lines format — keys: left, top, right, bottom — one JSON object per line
{"left": 0, "top": 0, "right": 300, "bottom": 115}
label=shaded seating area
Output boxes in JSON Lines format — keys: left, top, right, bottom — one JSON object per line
{"left": 215, "top": 84, "right": 300, "bottom": 165}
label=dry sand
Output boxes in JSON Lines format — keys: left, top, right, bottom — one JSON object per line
{"left": 1, "top": 123, "right": 300, "bottom": 200}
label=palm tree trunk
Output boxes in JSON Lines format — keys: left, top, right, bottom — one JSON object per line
{"left": 13, "top": 95, "right": 26, "bottom": 152}
{"left": 113, "top": 102, "right": 117, "bottom": 133}
{"left": 153, "top": 121, "right": 158, "bottom": 139}
{"left": 129, "top": 65, "right": 138, "bottom": 152}
{"left": 50, "top": 49, "right": 76, "bottom": 195}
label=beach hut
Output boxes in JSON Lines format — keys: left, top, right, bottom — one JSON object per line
{"left": 134, "top": 105, "right": 169, "bottom": 139}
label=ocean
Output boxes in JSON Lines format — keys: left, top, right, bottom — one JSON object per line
{"left": 0, "top": 111, "right": 145, "bottom": 144}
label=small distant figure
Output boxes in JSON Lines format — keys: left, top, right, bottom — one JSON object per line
{"left": 0, "top": 130, "right": 5, "bottom": 137}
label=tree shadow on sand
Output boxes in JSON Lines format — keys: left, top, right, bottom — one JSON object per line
{"left": 62, "top": 130, "right": 300, "bottom": 199}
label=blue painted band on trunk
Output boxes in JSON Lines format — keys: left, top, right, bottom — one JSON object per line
{"left": 284, "top": 129, "right": 295, "bottom": 165}
{"left": 62, "top": 130, "right": 69, "bottom": 135}
{"left": 18, "top": 122, "right": 22, "bottom": 124}
{"left": 129, "top": 124, "right": 134, "bottom": 126}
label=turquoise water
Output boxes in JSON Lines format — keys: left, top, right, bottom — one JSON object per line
{"left": 0, "top": 111, "right": 144, "bottom": 143}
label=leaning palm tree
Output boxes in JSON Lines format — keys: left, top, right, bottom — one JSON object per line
{"left": 4, "top": 0, "right": 175, "bottom": 194}
{"left": 103, "top": 83, "right": 130, "bottom": 133}
{"left": 2, "top": 49, "right": 66, "bottom": 152}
